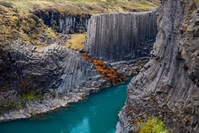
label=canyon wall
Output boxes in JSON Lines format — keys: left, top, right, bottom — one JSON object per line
{"left": 117, "top": 0, "right": 199, "bottom": 132}
{"left": 34, "top": 9, "right": 90, "bottom": 34}
{"left": 85, "top": 11, "right": 157, "bottom": 62}
{"left": 0, "top": 9, "right": 158, "bottom": 121}
{"left": 0, "top": 41, "right": 109, "bottom": 121}
{"left": 1, "top": 42, "right": 101, "bottom": 94}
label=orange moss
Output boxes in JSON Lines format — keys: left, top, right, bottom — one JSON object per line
{"left": 81, "top": 54, "right": 125, "bottom": 85}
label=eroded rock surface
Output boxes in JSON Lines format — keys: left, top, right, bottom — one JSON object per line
{"left": 117, "top": 0, "right": 199, "bottom": 132}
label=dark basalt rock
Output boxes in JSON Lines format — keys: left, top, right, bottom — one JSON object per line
{"left": 85, "top": 11, "right": 158, "bottom": 62}
{"left": 0, "top": 41, "right": 103, "bottom": 117}
{"left": 34, "top": 9, "right": 91, "bottom": 34}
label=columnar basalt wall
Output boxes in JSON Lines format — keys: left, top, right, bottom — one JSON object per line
{"left": 0, "top": 43, "right": 99, "bottom": 95}
{"left": 85, "top": 11, "right": 158, "bottom": 62}
{"left": 34, "top": 9, "right": 90, "bottom": 34}
{"left": 0, "top": 41, "right": 109, "bottom": 121}
{"left": 117, "top": 0, "right": 199, "bottom": 133}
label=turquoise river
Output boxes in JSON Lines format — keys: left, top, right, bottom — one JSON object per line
{"left": 0, "top": 78, "right": 132, "bottom": 133}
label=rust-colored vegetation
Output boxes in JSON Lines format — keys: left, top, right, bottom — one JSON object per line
{"left": 81, "top": 54, "right": 125, "bottom": 85}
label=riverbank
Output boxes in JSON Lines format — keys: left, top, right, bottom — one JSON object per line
{"left": 0, "top": 57, "right": 147, "bottom": 122}
{"left": 0, "top": 78, "right": 131, "bottom": 133}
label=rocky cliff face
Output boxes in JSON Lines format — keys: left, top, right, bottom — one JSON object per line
{"left": 34, "top": 9, "right": 90, "bottom": 34}
{"left": 85, "top": 11, "right": 157, "bottom": 62}
{"left": 1, "top": 42, "right": 102, "bottom": 94}
{"left": 117, "top": 0, "right": 199, "bottom": 132}
{"left": 0, "top": 40, "right": 110, "bottom": 121}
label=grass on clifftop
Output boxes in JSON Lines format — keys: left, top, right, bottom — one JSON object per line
{"left": 0, "top": 0, "right": 158, "bottom": 47}
{"left": 0, "top": 0, "right": 158, "bottom": 15}
{"left": 0, "top": 4, "right": 58, "bottom": 47}
{"left": 65, "top": 33, "right": 86, "bottom": 50}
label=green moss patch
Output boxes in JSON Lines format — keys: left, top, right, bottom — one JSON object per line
{"left": 19, "top": 91, "right": 44, "bottom": 105}
{"left": 139, "top": 117, "right": 169, "bottom": 133}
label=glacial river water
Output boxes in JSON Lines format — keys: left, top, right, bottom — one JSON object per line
{"left": 0, "top": 78, "right": 132, "bottom": 133}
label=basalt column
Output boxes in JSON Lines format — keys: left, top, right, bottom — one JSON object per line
{"left": 85, "top": 11, "right": 158, "bottom": 62}
{"left": 34, "top": 9, "right": 90, "bottom": 34}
